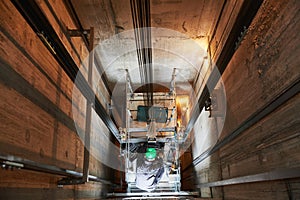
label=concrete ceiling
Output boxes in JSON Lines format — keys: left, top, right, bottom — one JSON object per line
{"left": 71, "top": 0, "right": 225, "bottom": 91}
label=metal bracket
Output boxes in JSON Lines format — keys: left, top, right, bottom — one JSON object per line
{"left": 0, "top": 160, "right": 24, "bottom": 170}
{"left": 204, "top": 97, "right": 212, "bottom": 111}
{"left": 204, "top": 89, "right": 224, "bottom": 118}
{"left": 234, "top": 26, "right": 248, "bottom": 50}
{"left": 147, "top": 137, "right": 157, "bottom": 144}
{"left": 204, "top": 97, "right": 212, "bottom": 117}
{"left": 67, "top": 28, "right": 90, "bottom": 37}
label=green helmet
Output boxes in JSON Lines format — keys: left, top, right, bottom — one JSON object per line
{"left": 145, "top": 148, "right": 157, "bottom": 160}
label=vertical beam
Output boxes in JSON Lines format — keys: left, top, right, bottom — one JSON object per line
{"left": 82, "top": 27, "right": 94, "bottom": 182}
{"left": 170, "top": 68, "right": 176, "bottom": 94}
{"left": 125, "top": 69, "right": 134, "bottom": 94}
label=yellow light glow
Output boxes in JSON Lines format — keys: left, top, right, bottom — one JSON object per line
{"left": 176, "top": 95, "right": 189, "bottom": 127}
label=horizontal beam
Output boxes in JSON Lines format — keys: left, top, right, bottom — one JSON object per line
{"left": 107, "top": 191, "right": 199, "bottom": 197}
{"left": 0, "top": 154, "right": 116, "bottom": 186}
{"left": 67, "top": 29, "right": 90, "bottom": 37}
{"left": 122, "top": 137, "right": 176, "bottom": 144}
{"left": 197, "top": 167, "right": 300, "bottom": 188}
{"left": 128, "top": 127, "right": 175, "bottom": 133}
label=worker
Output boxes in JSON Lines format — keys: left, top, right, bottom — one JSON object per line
{"left": 133, "top": 143, "right": 165, "bottom": 192}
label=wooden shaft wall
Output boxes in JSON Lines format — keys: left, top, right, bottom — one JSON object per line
{"left": 189, "top": 0, "right": 300, "bottom": 199}
{"left": 0, "top": 0, "right": 116, "bottom": 199}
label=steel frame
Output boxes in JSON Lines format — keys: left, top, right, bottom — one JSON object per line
{"left": 123, "top": 70, "right": 183, "bottom": 194}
